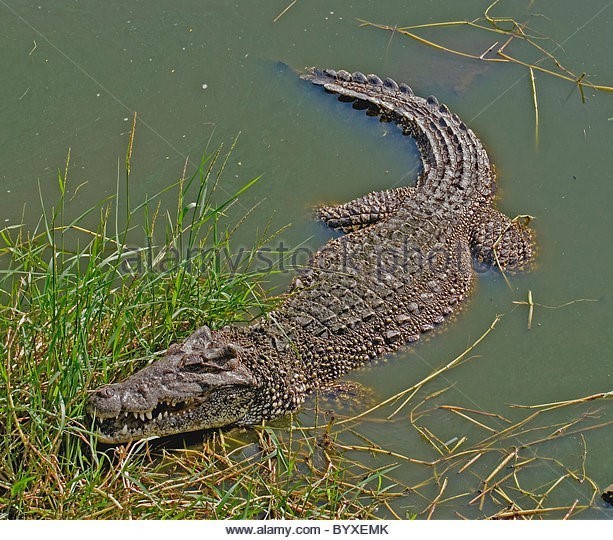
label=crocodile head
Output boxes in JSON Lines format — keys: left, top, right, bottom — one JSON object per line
{"left": 87, "top": 326, "right": 258, "bottom": 443}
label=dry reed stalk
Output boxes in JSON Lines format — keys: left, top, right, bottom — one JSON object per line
{"left": 425, "top": 477, "right": 448, "bottom": 519}
{"left": 273, "top": 0, "right": 297, "bottom": 23}
{"left": 491, "top": 504, "right": 589, "bottom": 519}
{"left": 333, "top": 442, "right": 433, "bottom": 466}
{"left": 446, "top": 408, "right": 498, "bottom": 433}
{"left": 510, "top": 391, "right": 612, "bottom": 410}
{"left": 529, "top": 68, "right": 539, "bottom": 145}
{"left": 359, "top": 10, "right": 613, "bottom": 94}
{"left": 562, "top": 499, "right": 580, "bottom": 520}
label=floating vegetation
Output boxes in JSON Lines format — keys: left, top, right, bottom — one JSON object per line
{"left": 360, "top": 0, "right": 613, "bottom": 142}
{"left": 302, "top": 335, "right": 612, "bottom": 519}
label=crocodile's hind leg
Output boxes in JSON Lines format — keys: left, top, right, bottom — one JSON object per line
{"left": 310, "top": 381, "right": 376, "bottom": 417}
{"left": 470, "top": 207, "right": 535, "bottom": 270}
{"left": 318, "top": 185, "right": 414, "bottom": 233}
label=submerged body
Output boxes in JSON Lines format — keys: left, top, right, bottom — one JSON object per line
{"left": 88, "top": 67, "right": 534, "bottom": 443}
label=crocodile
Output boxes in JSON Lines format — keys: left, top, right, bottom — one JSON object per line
{"left": 87, "top": 67, "right": 534, "bottom": 443}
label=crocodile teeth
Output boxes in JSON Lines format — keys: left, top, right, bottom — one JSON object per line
{"left": 132, "top": 412, "right": 138, "bottom": 419}
{"left": 163, "top": 411, "right": 169, "bottom": 418}
{"left": 157, "top": 413, "right": 163, "bottom": 422}
{"left": 146, "top": 411, "right": 153, "bottom": 420}
{"left": 139, "top": 413, "right": 145, "bottom": 421}
{"left": 120, "top": 424, "right": 128, "bottom": 435}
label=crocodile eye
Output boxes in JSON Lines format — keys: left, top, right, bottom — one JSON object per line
{"left": 179, "top": 354, "right": 230, "bottom": 374}
{"left": 179, "top": 356, "right": 210, "bottom": 373}
{"left": 178, "top": 349, "right": 238, "bottom": 374}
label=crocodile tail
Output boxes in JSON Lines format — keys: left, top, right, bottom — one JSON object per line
{"left": 301, "top": 67, "right": 495, "bottom": 207}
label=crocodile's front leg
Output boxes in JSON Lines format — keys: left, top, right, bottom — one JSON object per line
{"left": 318, "top": 185, "right": 414, "bottom": 233}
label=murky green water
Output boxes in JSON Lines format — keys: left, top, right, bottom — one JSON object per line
{"left": 2, "top": 0, "right": 612, "bottom": 519}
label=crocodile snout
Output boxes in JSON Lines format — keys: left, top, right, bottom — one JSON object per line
{"left": 88, "top": 384, "right": 122, "bottom": 417}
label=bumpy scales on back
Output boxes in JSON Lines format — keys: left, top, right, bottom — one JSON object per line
{"left": 88, "top": 67, "right": 534, "bottom": 443}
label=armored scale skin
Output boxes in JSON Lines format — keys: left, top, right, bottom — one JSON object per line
{"left": 87, "top": 67, "right": 534, "bottom": 443}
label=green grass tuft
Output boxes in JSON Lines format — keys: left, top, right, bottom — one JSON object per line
{"left": 0, "top": 138, "right": 396, "bottom": 519}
